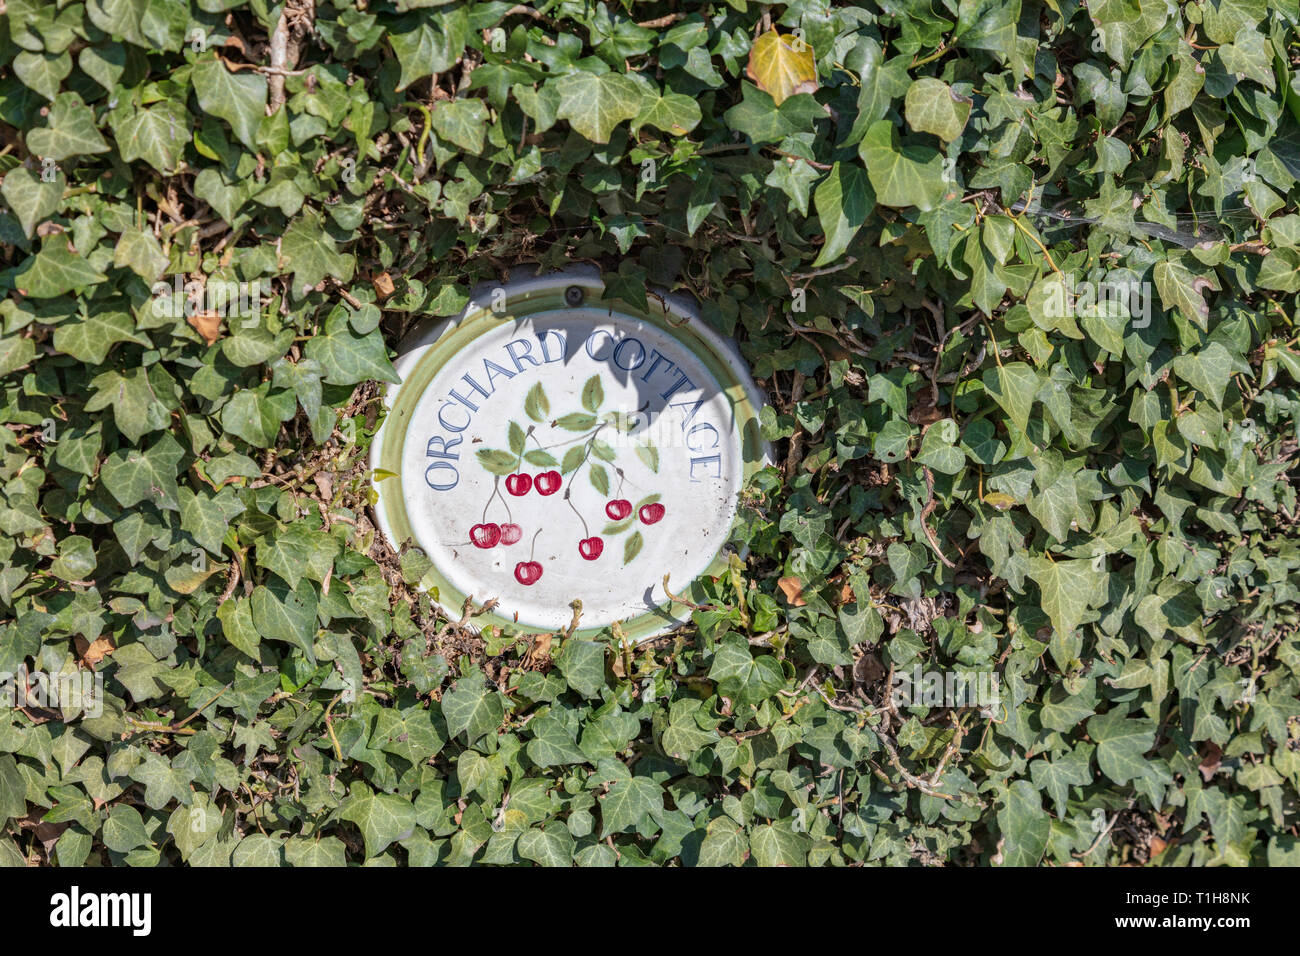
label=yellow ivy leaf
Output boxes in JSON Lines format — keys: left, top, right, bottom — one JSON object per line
{"left": 746, "top": 31, "right": 817, "bottom": 106}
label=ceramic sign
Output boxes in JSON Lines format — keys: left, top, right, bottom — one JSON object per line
{"left": 371, "top": 269, "right": 770, "bottom": 641}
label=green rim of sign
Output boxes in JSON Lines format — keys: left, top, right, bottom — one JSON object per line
{"left": 372, "top": 281, "right": 769, "bottom": 643}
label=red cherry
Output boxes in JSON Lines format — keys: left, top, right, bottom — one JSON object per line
{"left": 605, "top": 499, "right": 632, "bottom": 521}
{"left": 514, "top": 561, "right": 543, "bottom": 585}
{"left": 505, "top": 473, "right": 532, "bottom": 496}
{"left": 578, "top": 536, "right": 604, "bottom": 560}
{"left": 638, "top": 502, "right": 665, "bottom": 525}
{"left": 499, "top": 523, "right": 522, "bottom": 545}
{"left": 534, "top": 470, "right": 561, "bottom": 495}
{"left": 470, "top": 523, "right": 501, "bottom": 548}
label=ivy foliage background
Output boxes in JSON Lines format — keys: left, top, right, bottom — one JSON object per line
{"left": 1, "top": 0, "right": 1300, "bottom": 867}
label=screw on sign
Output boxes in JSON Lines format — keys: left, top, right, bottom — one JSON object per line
{"left": 371, "top": 269, "right": 770, "bottom": 639}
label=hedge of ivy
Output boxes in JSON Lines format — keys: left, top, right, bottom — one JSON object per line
{"left": 1, "top": 0, "right": 1299, "bottom": 867}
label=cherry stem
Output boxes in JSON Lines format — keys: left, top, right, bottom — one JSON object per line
{"left": 536, "top": 424, "right": 606, "bottom": 451}
{"left": 559, "top": 422, "right": 608, "bottom": 539}
{"left": 563, "top": 423, "right": 607, "bottom": 494}
{"left": 564, "top": 489, "right": 590, "bottom": 538}
{"left": 528, "top": 527, "right": 542, "bottom": 561}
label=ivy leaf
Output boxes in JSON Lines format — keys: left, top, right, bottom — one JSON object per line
{"left": 859, "top": 120, "right": 946, "bottom": 211}
{"left": 1027, "top": 557, "right": 1104, "bottom": 641}
{"left": 698, "top": 818, "right": 749, "bottom": 866}
{"left": 99, "top": 434, "right": 184, "bottom": 512}
{"left": 996, "top": 780, "right": 1049, "bottom": 866}
{"left": 387, "top": 9, "right": 468, "bottom": 92}
{"left": 1172, "top": 342, "right": 1234, "bottom": 409}
{"left": 13, "top": 238, "right": 106, "bottom": 298}
{"left": 1030, "top": 747, "right": 1095, "bottom": 815}
{"left": 904, "top": 77, "right": 971, "bottom": 142}
{"left": 1087, "top": 710, "right": 1157, "bottom": 785}
{"left": 812, "top": 161, "right": 874, "bottom": 267}
{"left": 101, "top": 805, "right": 150, "bottom": 854}
{"left": 1153, "top": 258, "right": 1217, "bottom": 330}
{"left": 13, "top": 50, "right": 72, "bottom": 101}
{"left": 431, "top": 99, "right": 488, "bottom": 153}
{"left": 441, "top": 673, "right": 506, "bottom": 744}
{"left": 113, "top": 228, "right": 168, "bottom": 282}
{"left": 599, "top": 775, "right": 663, "bottom": 836}
{"left": 632, "top": 93, "right": 702, "bottom": 136}
{"left": 709, "top": 635, "right": 785, "bottom": 705}
{"left": 304, "top": 326, "right": 398, "bottom": 386}
{"left": 85, "top": 367, "right": 171, "bottom": 443}
{"left": 116, "top": 99, "right": 188, "bottom": 174}
{"left": 526, "top": 714, "right": 586, "bottom": 767}
{"left": 281, "top": 211, "right": 356, "bottom": 296}
{"left": 723, "top": 82, "right": 822, "bottom": 145}
{"left": 221, "top": 386, "right": 298, "bottom": 447}
{"left": 557, "top": 640, "right": 606, "bottom": 698}
{"left": 981, "top": 363, "right": 1039, "bottom": 434}
{"left": 340, "top": 784, "right": 418, "bottom": 859}
{"left": 129, "top": 752, "right": 195, "bottom": 810}
{"left": 0, "top": 755, "right": 26, "bottom": 824}
{"left": 369, "top": 704, "right": 446, "bottom": 764}
{"left": 191, "top": 54, "right": 267, "bottom": 151}
{"left": 250, "top": 578, "right": 319, "bottom": 665}
{"left": 554, "top": 72, "right": 648, "bottom": 144}
{"left": 1, "top": 165, "right": 64, "bottom": 239}
{"left": 746, "top": 30, "right": 818, "bottom": 105}
{"left": 180, "top": 486, "right": 245, "bottom": 556}
{"left": 24, "top": 92, "right": 110, "bottom": 160}
{"left": 53, "top": 306, "right": 148, "bottom": 363}
{"left": 750, "top": 821, "right": 811, "bottom": 866}
{"left": 284, "top": 837, "right": 347, "bottom": 867}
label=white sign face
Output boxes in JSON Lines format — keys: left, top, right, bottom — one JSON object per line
{"left": 372, "top": 275, "right": 769, "bottom": 640}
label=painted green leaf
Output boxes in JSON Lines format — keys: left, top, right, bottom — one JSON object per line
{"left": 525, "top": 383, "right": 549, "bottom": 422}
{"left": 581, "top": 374, "right": 604, "bottom": 412}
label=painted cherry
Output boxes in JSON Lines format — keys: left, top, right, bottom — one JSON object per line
{"left": 514, "top": 561, "right": 543, "bottom": 585}
{"left": 499, "top": 523, "right": 522, "bottom": 545}
{"left": 534, "top": 470, "right": 562, "bottom": 496}
{"left": 578, "top": 536, "right": 604, "bottom": 560}
{"left": 470, "top": 522, "right": 501, "bottom": 548}
{"left": 638, "top": 502, "right": 666, "bottom": 525}
{"left": 505, "top": 473, "right": 532, "bottom": 496}
{"left": 605, "top": 499, "right": 632, "bottom": 521}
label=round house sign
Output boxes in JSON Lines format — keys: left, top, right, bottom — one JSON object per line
{"left": 371, "top": 267, "right": 770, "bottom": 641}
